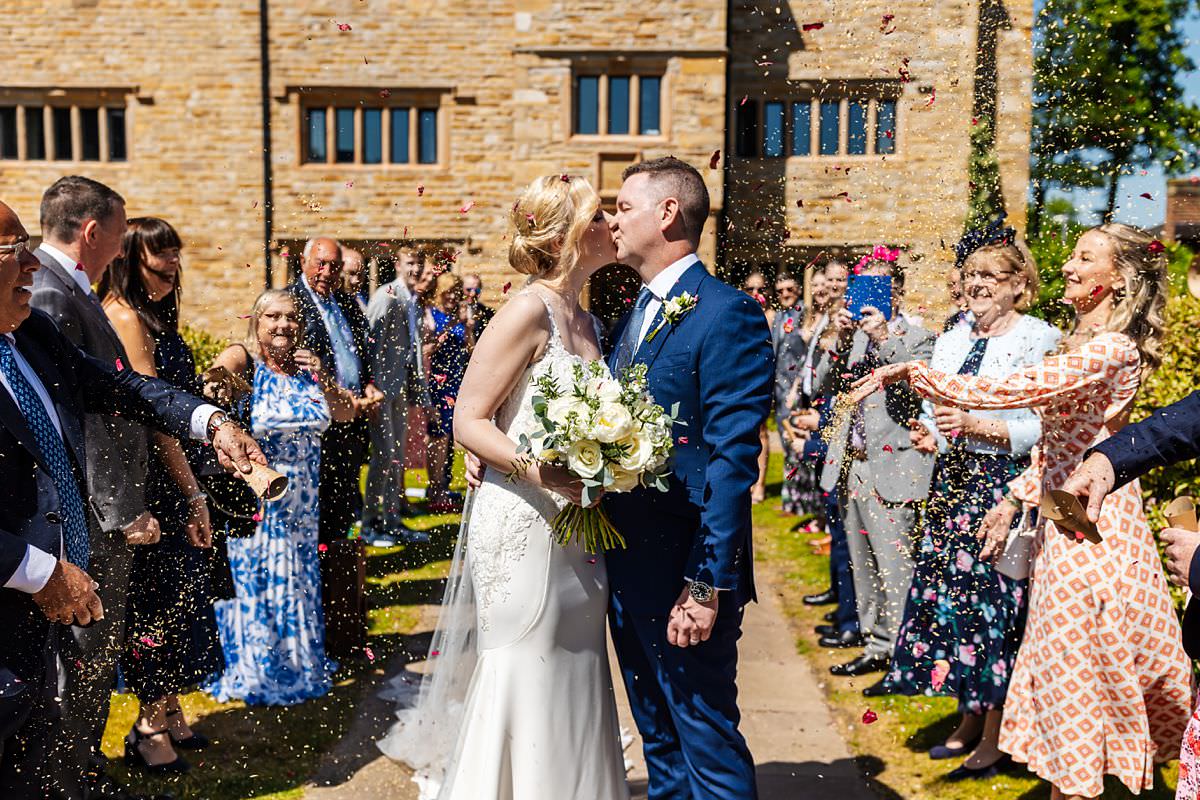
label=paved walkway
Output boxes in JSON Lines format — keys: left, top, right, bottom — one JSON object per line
{"left": 304, "top": 572, "right": 873, "bottom": 800}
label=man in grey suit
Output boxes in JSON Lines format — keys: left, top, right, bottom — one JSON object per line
{"left": 813, "top": 258, "right": 935, "bottom": 695}
{"left": 363, "top": 247, "right": 433, "bottom": 546}
{"left": 30, "top": 177, "right": 161, "bottom": 800}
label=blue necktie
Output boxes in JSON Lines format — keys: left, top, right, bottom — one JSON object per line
{"left": 0, "top": 337, "right": 89, "bottom": 569}
{"left": 614, "top": 287, "right": 655, "bottom": 373}
{"left": 957, "top": 337, "right": 988, "bottom": 376}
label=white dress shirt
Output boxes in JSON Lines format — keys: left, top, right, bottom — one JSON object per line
{"left": 636, "top": 253, "right": 700, "bottom": 344}
{"left": 0, "top": 333, "right": 66, "bottom": 593}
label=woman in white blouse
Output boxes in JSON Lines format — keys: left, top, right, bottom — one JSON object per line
{"left": 881, "top": 241, "right": 1060, "bottom": 782}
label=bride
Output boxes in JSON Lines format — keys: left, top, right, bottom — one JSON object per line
{"left": 377, "top": 175, "right": 630, "bottom": 800}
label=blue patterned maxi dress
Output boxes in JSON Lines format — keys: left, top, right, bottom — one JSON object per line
{"left": 206, "top": 362, "right": 336, "bottom": 705}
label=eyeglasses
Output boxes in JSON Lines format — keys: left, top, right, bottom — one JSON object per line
{"left": 0, "top": 240, "right": 31, "bottom": 258}
{"left": 962, "top": 269, "right": 1014, "bottom": 285}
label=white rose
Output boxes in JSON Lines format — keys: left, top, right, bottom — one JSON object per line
{"left": 617, "top": 430, "right": 654, "bottom": 472}
{"left": 607, "top": 465, "right": 641, "bottom": 493}
{"left": 588, "top": 377, "right": 623, "bottom": 403}
{"left": 566, "top": 439, "right": 605, "bottom": 478}
{"left": 590, "top": 403, "right": 634, "bottom": 443}
{"left": 547, "top": 396, "right": 587, "bottom": 426}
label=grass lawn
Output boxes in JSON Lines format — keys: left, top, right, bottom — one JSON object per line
{"left": 99, "top": 463, "right": 462, "bottom": 800}
{"left": 754, "top": 451, "right": 1181, "bottom": 800}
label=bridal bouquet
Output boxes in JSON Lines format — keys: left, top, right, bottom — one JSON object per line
{"left": 515, "top": 360, "right": 680, "bottom": 552}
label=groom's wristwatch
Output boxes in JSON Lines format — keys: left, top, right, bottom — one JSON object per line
{"left": 688, "top": 580, "right": 715, "bottom": 604}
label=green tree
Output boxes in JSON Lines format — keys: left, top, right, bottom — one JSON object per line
{"left": 1030, "top": 0, "right": 1200, "bottom": 229}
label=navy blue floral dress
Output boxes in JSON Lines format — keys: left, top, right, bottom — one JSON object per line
{"left": 206, "top": 362, "right": 335, "bottom": 705}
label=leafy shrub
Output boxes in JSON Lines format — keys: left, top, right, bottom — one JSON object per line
{"left": 181, "top": 323, "right": 231, "bottom": 374}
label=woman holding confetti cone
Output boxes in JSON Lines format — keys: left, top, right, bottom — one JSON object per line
{"left": 882, "top": 236, "right": 1060, "bottom": 782}
{"left": 203, "top": 290, "right": 354, "bottom": 705}
{"left": 857, "top": 224, "right": 1192, "bottom": 800}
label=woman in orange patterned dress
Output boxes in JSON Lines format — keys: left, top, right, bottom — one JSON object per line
{"left": 859, "top": 223, "right": 1192, "bottom": 800}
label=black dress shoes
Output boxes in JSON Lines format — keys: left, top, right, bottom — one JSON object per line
{"left": 946, "top": 754, "right": 1013, "bottom": 782}
{"left": 861, "top": 677, "right": 893, "bottom": 696}
{"left": 819, "top": 630, "right": 864, "bottom": 649}
{"left": 814, "top": 624, "right": 836, "bottom": 636}
{"left": 830, "top": 653, "right": 889, "bottom": 677}
{"left": 803, "top": 589, "right": 837, "bottom": 606}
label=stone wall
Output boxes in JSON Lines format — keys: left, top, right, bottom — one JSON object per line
{"left": 0, "top": 0, "right": 1030, "bottom": 335}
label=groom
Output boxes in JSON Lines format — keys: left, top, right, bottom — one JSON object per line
{"left": 604, "top": 157, "right": 774, "bottom": 800}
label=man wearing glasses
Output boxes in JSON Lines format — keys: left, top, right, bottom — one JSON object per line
{"left": 287, "top": 237, "right": 383, "bottom": 658}
{"left": 461, "top": 273, "right": 494, "bottom": 336}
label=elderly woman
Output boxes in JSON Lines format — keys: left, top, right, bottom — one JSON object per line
{"left": 882, "top": 242, "right": 1060, "bottom": 780}
{"left": 868, "top": 225, "right": 1194, "bottom": 800}
{"left": 202, "top": 290, "right": 355, "bottom": 705}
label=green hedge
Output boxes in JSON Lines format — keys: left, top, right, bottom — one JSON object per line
{"left": 181, "top": 323, "right": 231, "bottom": 374}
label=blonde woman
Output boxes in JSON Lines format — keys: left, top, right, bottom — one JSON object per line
{"left": 860, "top": 224, "right": 1191, "bottom": 800}
{"left": 378, "top": 175, "right": 629, "bottom": 799}
{"left": 422, "top": 270, "right": 475, "bottom": 511}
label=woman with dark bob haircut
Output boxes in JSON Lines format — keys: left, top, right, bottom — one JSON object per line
{"left": 100, "top": 217, "right": 223, "bottom": 775}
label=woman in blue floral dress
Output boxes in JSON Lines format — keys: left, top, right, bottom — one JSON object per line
{"left": 204, "top": 290, "right": 356, "bottom": 705}
{"left": 423, "top": 271, "right": 475, "bottom": 511}
{"left": 883, "top": 242, "right": 1060, "bottom": 781}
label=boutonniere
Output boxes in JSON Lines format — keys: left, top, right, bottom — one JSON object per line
{"left": 646, "top": 292, "right": 698, "bottom": 342}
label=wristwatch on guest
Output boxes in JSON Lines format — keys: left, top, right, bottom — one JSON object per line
{"left": 688, "top": 580, "right": 715, "bottom": 604}
{"left": 206, "top": 410, "right": 231, "bottom": 442}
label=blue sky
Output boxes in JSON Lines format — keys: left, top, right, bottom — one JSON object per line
{"left": 1047, "top": 10, "right": 1200, "bottom": 227}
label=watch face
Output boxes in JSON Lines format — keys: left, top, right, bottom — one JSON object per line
{"left": 690, "top": 582, "right": 714, "bottom": 602}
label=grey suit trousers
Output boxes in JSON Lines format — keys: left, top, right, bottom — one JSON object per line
{"left": 842, "top": 458, "right": 918, "bottom": 659}
{"left": 56, "top": 524, "right": 133, "bottom": 797}
{"left": 364, "top": 396, "right": 409, "bottom": 527}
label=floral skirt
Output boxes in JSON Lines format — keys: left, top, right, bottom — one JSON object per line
{"left": 781, "top": 446, "right": 823, "bottom": 519}
{"left": 884, "top": 449, "right": 1028, "bottom": 714}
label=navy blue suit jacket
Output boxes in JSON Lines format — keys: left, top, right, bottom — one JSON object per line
{"left": 604, "top": 262, "right": 774, "bottom": 614}
{"left": 1092, "top": 390, "right": 1200, "bottom": 655}
{"left": 0, "top": 309, "right": 201, "bottom": 587}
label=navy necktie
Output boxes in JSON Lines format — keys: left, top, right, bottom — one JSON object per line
{"left": 0, "top": 337, "right": 89, "bottom": 569}
{"left": 614, "top": 286, "right": 655, "bottom": 373}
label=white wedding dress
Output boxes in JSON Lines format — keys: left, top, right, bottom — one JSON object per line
{"left": 378, "top": 292, "right": 630, "bottom": 800}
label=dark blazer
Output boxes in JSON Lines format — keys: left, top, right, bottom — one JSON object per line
{"left": 30, "top": 249, "right": 150, "bottom": 533}
{"left": 286, "top": 280, "right": 373, "bottom": 390}
{"left": 1092, "top": 390, "right": 1200, "bottom": 656}
{"left": 0, "top": 310, "right": 201, "bottom": 584}
{"left": 604, "top": 261, "right": 774, "bottom": 613}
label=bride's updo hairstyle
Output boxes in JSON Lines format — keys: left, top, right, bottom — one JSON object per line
{"left": 1092, "top": 222, "right": 1168, "bottom": 374}
{"left": 508, "top": 174, "right": 601, "bottom": 284}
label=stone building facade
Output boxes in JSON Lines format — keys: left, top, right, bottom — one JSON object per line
{"left": 0, "top": 0, "right": 1031, "bottom": 335}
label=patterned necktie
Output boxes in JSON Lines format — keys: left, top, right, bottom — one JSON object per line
{"left": 0, "top": 337, "right": 89, "bottom": 569}
{"left": 614, "top": 286, "right": 655, "bottom": 373}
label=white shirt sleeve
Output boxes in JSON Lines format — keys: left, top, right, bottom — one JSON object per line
{"left": 189, "top": 403, "right": 223, "bottom": 440}
{"left": 4, "top": 544, "right": 58, "bottom": 594}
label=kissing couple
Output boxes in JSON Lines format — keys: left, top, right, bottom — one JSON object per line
{"left": 379, "top": 156, "right": 775, "bottom": 800}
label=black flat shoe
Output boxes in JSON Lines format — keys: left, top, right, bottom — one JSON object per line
{"left": 166, "top": 710, "right": 209, "bottom": 750}
{"left": 830, "top": 653, "right": 889, "bottom": 677}
{"left": 930, "top": 733, "right": 983, "bottom": 760}
{"left": 823, "top": 610, "right": 836, "bottom": 623}
{"left": 819, "top": 630, "right": 864, "bottom": 649}
{"left": 814, "top": 624, "right": 836, "bottom": 636}
{"left": 124, "top": 729, "right": 190, "bottom": 775}
{"left": 946, "top": 754, "right": 1013, "bottom": 782}
{"left": 862, "top": 677, "right": 893, "bottom": 697}
{"left": 803, "top": 589, "right": 837, "bottom": 606}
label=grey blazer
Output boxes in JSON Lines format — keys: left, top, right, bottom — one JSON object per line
{"left": 815, "top": 318, "right": 936, "bottom": 504}
{"left": 30, "top": 248, "right": 149, "bottom": 533}
{"left": 365, "top": 279, "right": 427, "bottom": 404}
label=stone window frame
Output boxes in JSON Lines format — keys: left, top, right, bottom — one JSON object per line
{"left": 564, "top": 56, "right": 670, "bottom": 143}
{"left": 735, "top": 80, "right": 903, "bottom": 160}
{"left": 290, "top": 87, "right": 452, "bottom": 169}
{"left": 0, "top": 87, "right": 134, "bottom": 164}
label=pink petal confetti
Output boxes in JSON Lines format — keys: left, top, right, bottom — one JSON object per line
{"left": 678, "top": 436, "right": 689, "bottom": 445}
{"left": 931, "top": 659, "right": 950, "bottom": 691}
{"left": 502, "top": 281, "right": 512, "bottom": 294}
{"left": 434, "top": 373, "right": 448, "bottom": 385}
{"left": 318, "top": 543, "right": 329, "bottom": 552}
{"left": 786, "top": 465, "right": 799, "bottom": 481}
{"left": 460, "top": 200, "right": 475, "bottom": 214}
{"left": 783, "top": 317, "right": 795, "bottom": 334}
{"left": 252, "top": 510, "right": 263, "bottom": 522}
{"left": 709, "top": 150, "right": 721, "bottom": 170}
{"left": 345, "top": 181, "right": 354, "bottom": 189}
{"left": 417, "top": 184, "right": 425, "bottom": 196}
{"left": 115, "top": 357, "right": 124, "bottom": 370}
{"left": 335, "top": 21, "right": 352, "bottom": 31}
{"left": 862, "top": 709, "right": 878, "bottom": 724}
{"left": 1140, "top": 192, "right": 1153, "bottom": 200}
{"left": 364, "top": 646, "right": 375, "bottom": 662}
{"left": 379, "top": 88, "right": 392, "bottom": 99}
{"left": 882, "top": 444, "right": 894, "bottom": 453}
{"left": 925, "top": 88, "right": 936, "bottom": 107}
{"left": 430, "top": 650, "right": 441, "bottom": 657}
{"left": 1148, "top": 240, "right": 1165, "bottom": 254}
{"left": 802, "top": 21, "right": 825, "bottom": 31}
